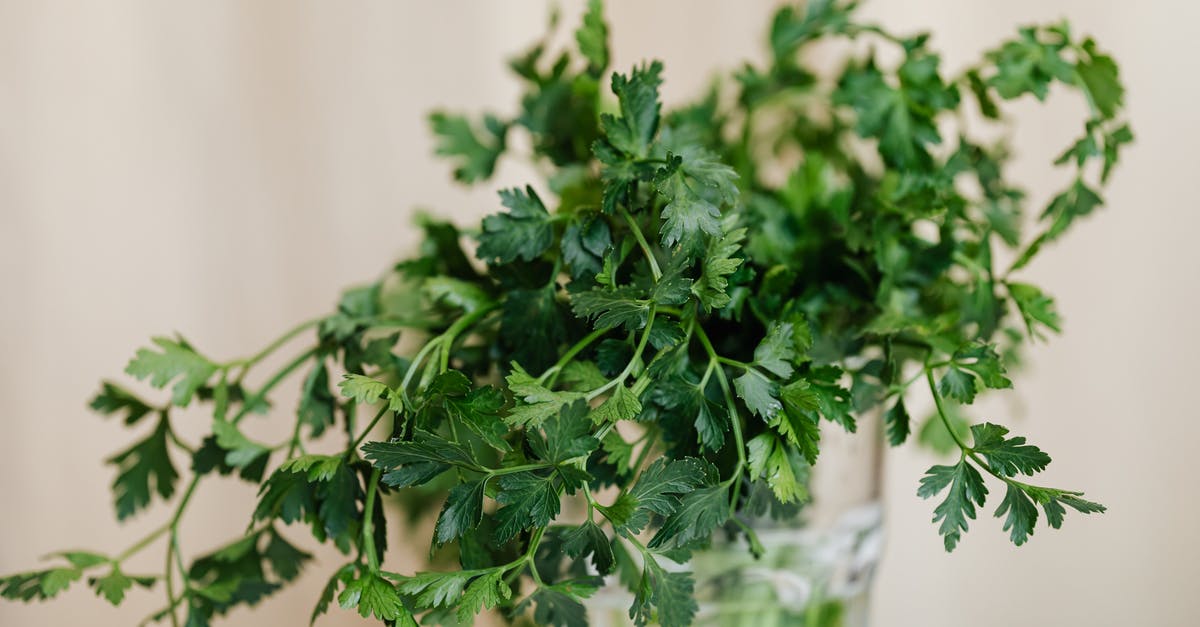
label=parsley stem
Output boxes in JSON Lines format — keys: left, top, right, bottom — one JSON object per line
{"left": 348, "top": 405, "right": 391, "bottom": 458}
{"left": 586, "top": 306, "right": 656, "bottom": 401}
{"left": 231, "top": 347, "right": 318, "bottom": 425}
{"left": 621, "top": 208, "right": 662, "bottom": 280}
{"left": 231, "top": 317, "right": 323, "bottom": 376}
{"left": 161, "top": 475, "right": 199, "bottom": 627}
{"left": 361, "top": 467, "right": 382, "bottom": 572}
{"left": 163, "top": 542, "right": 180, "bottom": 627}
{"left": 485, "top": 462, "right": 555, "bottom": 477}
{"left": 537, "top": 326, "right": 609, "bottom": 386}
{"left": 925, "top": 367, "right": 972, "bottom": 454}
{"left": 694, "top": 322, "right": 746, "bottom": 507}
{"left": 116, "top": 523, "right": 169, "bottom": 564}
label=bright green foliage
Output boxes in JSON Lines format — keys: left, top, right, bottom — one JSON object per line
{"left": 747, "top": 432, "right": 808, "bottom": 504}
{"left": 5, "top": 1, "right": 1126, "bottom": 624}
{"left": 90, "top": 381, "right": 155, "bottom": 425}
{"left": 107, "top": 415, "right": 179, "bottom": 520}
{"left": 339, "top": 569, "right": 411, "bottom": 622}
{"left": 630, "top": 556, "right": 697, "bottom": 627}
{"left": 969, "top": 423, "right": 1051, "bottom": 478}
{"left": 429, "top": 112, "right": 508, "bottom": 184}
{"left": 918, "top": 460, "right": 988, "bottom": 551}
{"left": 571, "top": 286, "right": 652, "bottom": 331}
{"left": 476, "top": 186, "right": 554, "bottom": 265}
{"left": 563, "top": 521, "right": 615, "bottom": 575}
{"left": 692, "top": 223, "right": 746, "bottom": 311}
{"left": 124, "top": 336, "right": 216, "bottom": 407}
{"left": 89, "top": 567, "right": 155, "bottom": 605}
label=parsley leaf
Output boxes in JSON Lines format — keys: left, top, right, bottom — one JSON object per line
{"left": 504, "top": 363, "right": 585, "bottom": 428}
{"left": 655, "top": 150, "right": 739, "bottom": 246}
{"left": 493, "top": 472, "right": 561, "bottom": 545}
{"left": 477, "top": 185, "right": 555, "bottom": 265}
{"left": 429, "top": 112, "right": 508, "bottom": 184}
{"left": 970, "top": 423, "right": 1052, "bottom": 477}
{"left": 107, "top": 415, "right": 179, "bottom": 520}
{"left": 338, "top": 569, "right": 411, "bottom": 623}
{"left": 917, "top": 459, "right": 988, "bottom": 551}
{"left": 692, "top": 223, "right": 746, "bottom": 311}
{"left": 600, "top": 62, "right": 662, "bottom": 159}
{"left": 571, "top": 286, "right": 652, "bottom": 331}
{"left": 124, "top": 336, "right": 217, "bottom": 407}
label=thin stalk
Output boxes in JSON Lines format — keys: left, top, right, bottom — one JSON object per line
{"left": 362, "top": 467, "right": 382, "bottom": 571}
{"left": 538, "top": 326, "right": 609, "bottom": 386}
{"left": 925, "top": 368, "right": 972, "bottom": 453}
{"left": 347, "top": 405, "right": 391, "bottom": 458}
{"left": 232, "top": 317, "right": 323, "bottom": 376}
{"left": 621, "top": 209, "right": 662, "bottom": 280}
{"left": 232, "top": 347, "right": 318, "bottom": 425}
{"left": 116, "top": 523, "right": 169, "bottom": 564}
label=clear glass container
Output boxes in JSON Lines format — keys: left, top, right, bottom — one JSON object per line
{"left": 586, "top": 413, "right": 884, "bottom": 627}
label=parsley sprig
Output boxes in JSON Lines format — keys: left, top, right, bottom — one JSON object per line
{"left": 3, "top": 1, "right": 1127, "bottom": 625}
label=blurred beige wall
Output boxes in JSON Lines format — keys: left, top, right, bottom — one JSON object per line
{"left": 1, "top": 1, "right": 1195, "bottom": 626}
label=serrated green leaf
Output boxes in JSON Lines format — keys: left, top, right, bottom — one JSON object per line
{"left": 434, "top": 480, "right": 486, "bottom": 545}
{"left": 969, "top": 422, "right": 1051, "bottom": 477}
{"left": 589, "top": 384, "right": 642, "bottom": 425}
{"left": 107, "top": 416, "right": 178, "bottom": 520}
{"left": 995, "top": 482, "right": 1039, "bottom": 546}
{"left": 211, "top": 419, "right": 269, "bottom": 469}
{"left": 574, "top": 0, "right": 608, "bottom": 77}
{"left": 648, "top": 483, "right": 728, "bottom": 550}
{"left": 504, "top": 363, "right": 585, "bottom": 428}
{"left": 607, "top": 458, "right": 708, "bottom": 534}
{"left": 563, "top": 521, "right": 615, "bottom": 575}
{"left": 753, "top": 322, "right": 797, "bottom": 378}
{"left": 917, "top": 459, "right": 988, "bottom": 551}
{"left": 733, "top": 370, "right": 781, "bottom": 419}
{"left": 693, "top": 224, "right": 746, "bottom": 312}
{"left": 339, "top": 570, "right": 409, "bottom": 622}
{"left": 746, "top": 432, "right": 808, "bottom": 504}
{"left": 884, "top": 397, "right": 911, "bottom": 446}
{"left": 477, "top": 185, "right": 554, "bottom": 265}
{"left": 938, "top": 367, "right": 977, "bottom": 404}
{"left": 430, "top": 112, "right": 508, "bottom": 183}
{"left": 124, "top": 336, "right": 217, "bottom": 407}
{"left": 630, "top": 556, "right": 696, "bottom": 627}
{"left": 457, "top": 570, "right": 512, "bottom": 623}
{"left": 90, "top": 381, "right": 155, "bottom": 425}
{"left": 571, "top": 286, "right": 652, "bottom": 331}
{"left": 493, "top": 472, "right": 560, "bottom": 545}
{"left": 656, "top": 150, "right": 739, "bottom": 246}
{"left": 1008, "top": 281, "right": 1062, "bottom": 339}
{"left": 600, "top": 61, "right": 662, "bottom": 159}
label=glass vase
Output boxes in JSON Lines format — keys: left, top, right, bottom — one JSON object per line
{"left": 586, "top": 413, "right": 884, "bottom": 627}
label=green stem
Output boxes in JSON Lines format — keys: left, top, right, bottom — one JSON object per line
{"left": 362, "top": 467, "right": 382, "bottom": 572}
{"left": 348, "top": 405, "right": 391, "bottom": 458}
{"left": 537, "top": 326, "right": 609, "bottom": 386}
{"left": 924, "top": 368, "right": 972, "bottom": 454}
{"left": 231, "top": 347, "right": 318, "bottom": 425}
{"left": 621, "top": 209, "right": 662, "bottom": 281}
{"left": 586, "top": 307, "right": 656, "bottom": 401}
{"left": 231, "top": 317, "right": 323, "bottom": 376}
{"left": 116, "top": 523, "right": 170, "bottom": 564}
{"left": 163, "top": 540, "right": 180, "bottom": 627}
{"left": 695, "top": 322, "right": 746, "bottom": 507}
{"left": 161, "top": 476, "right": 200, "bottom": 627}
{"left": 485, "top": 462, "right": 555, "bottom": 478}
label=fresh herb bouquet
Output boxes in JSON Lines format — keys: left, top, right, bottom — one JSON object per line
{"left": 2, "top": 1, "right": 1129, "bottom": 626}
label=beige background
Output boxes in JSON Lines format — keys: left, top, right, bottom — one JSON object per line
{"left": 1, "top": 1, "right": 1195, "bottom": 626}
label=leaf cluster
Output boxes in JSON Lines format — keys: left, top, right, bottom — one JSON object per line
{"left": 3, "top": 1, "right": 1127, "bottom": 625}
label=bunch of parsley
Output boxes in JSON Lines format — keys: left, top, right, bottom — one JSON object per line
{"left": 2, "top": 1, "right": 1129, "bottom": 625}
